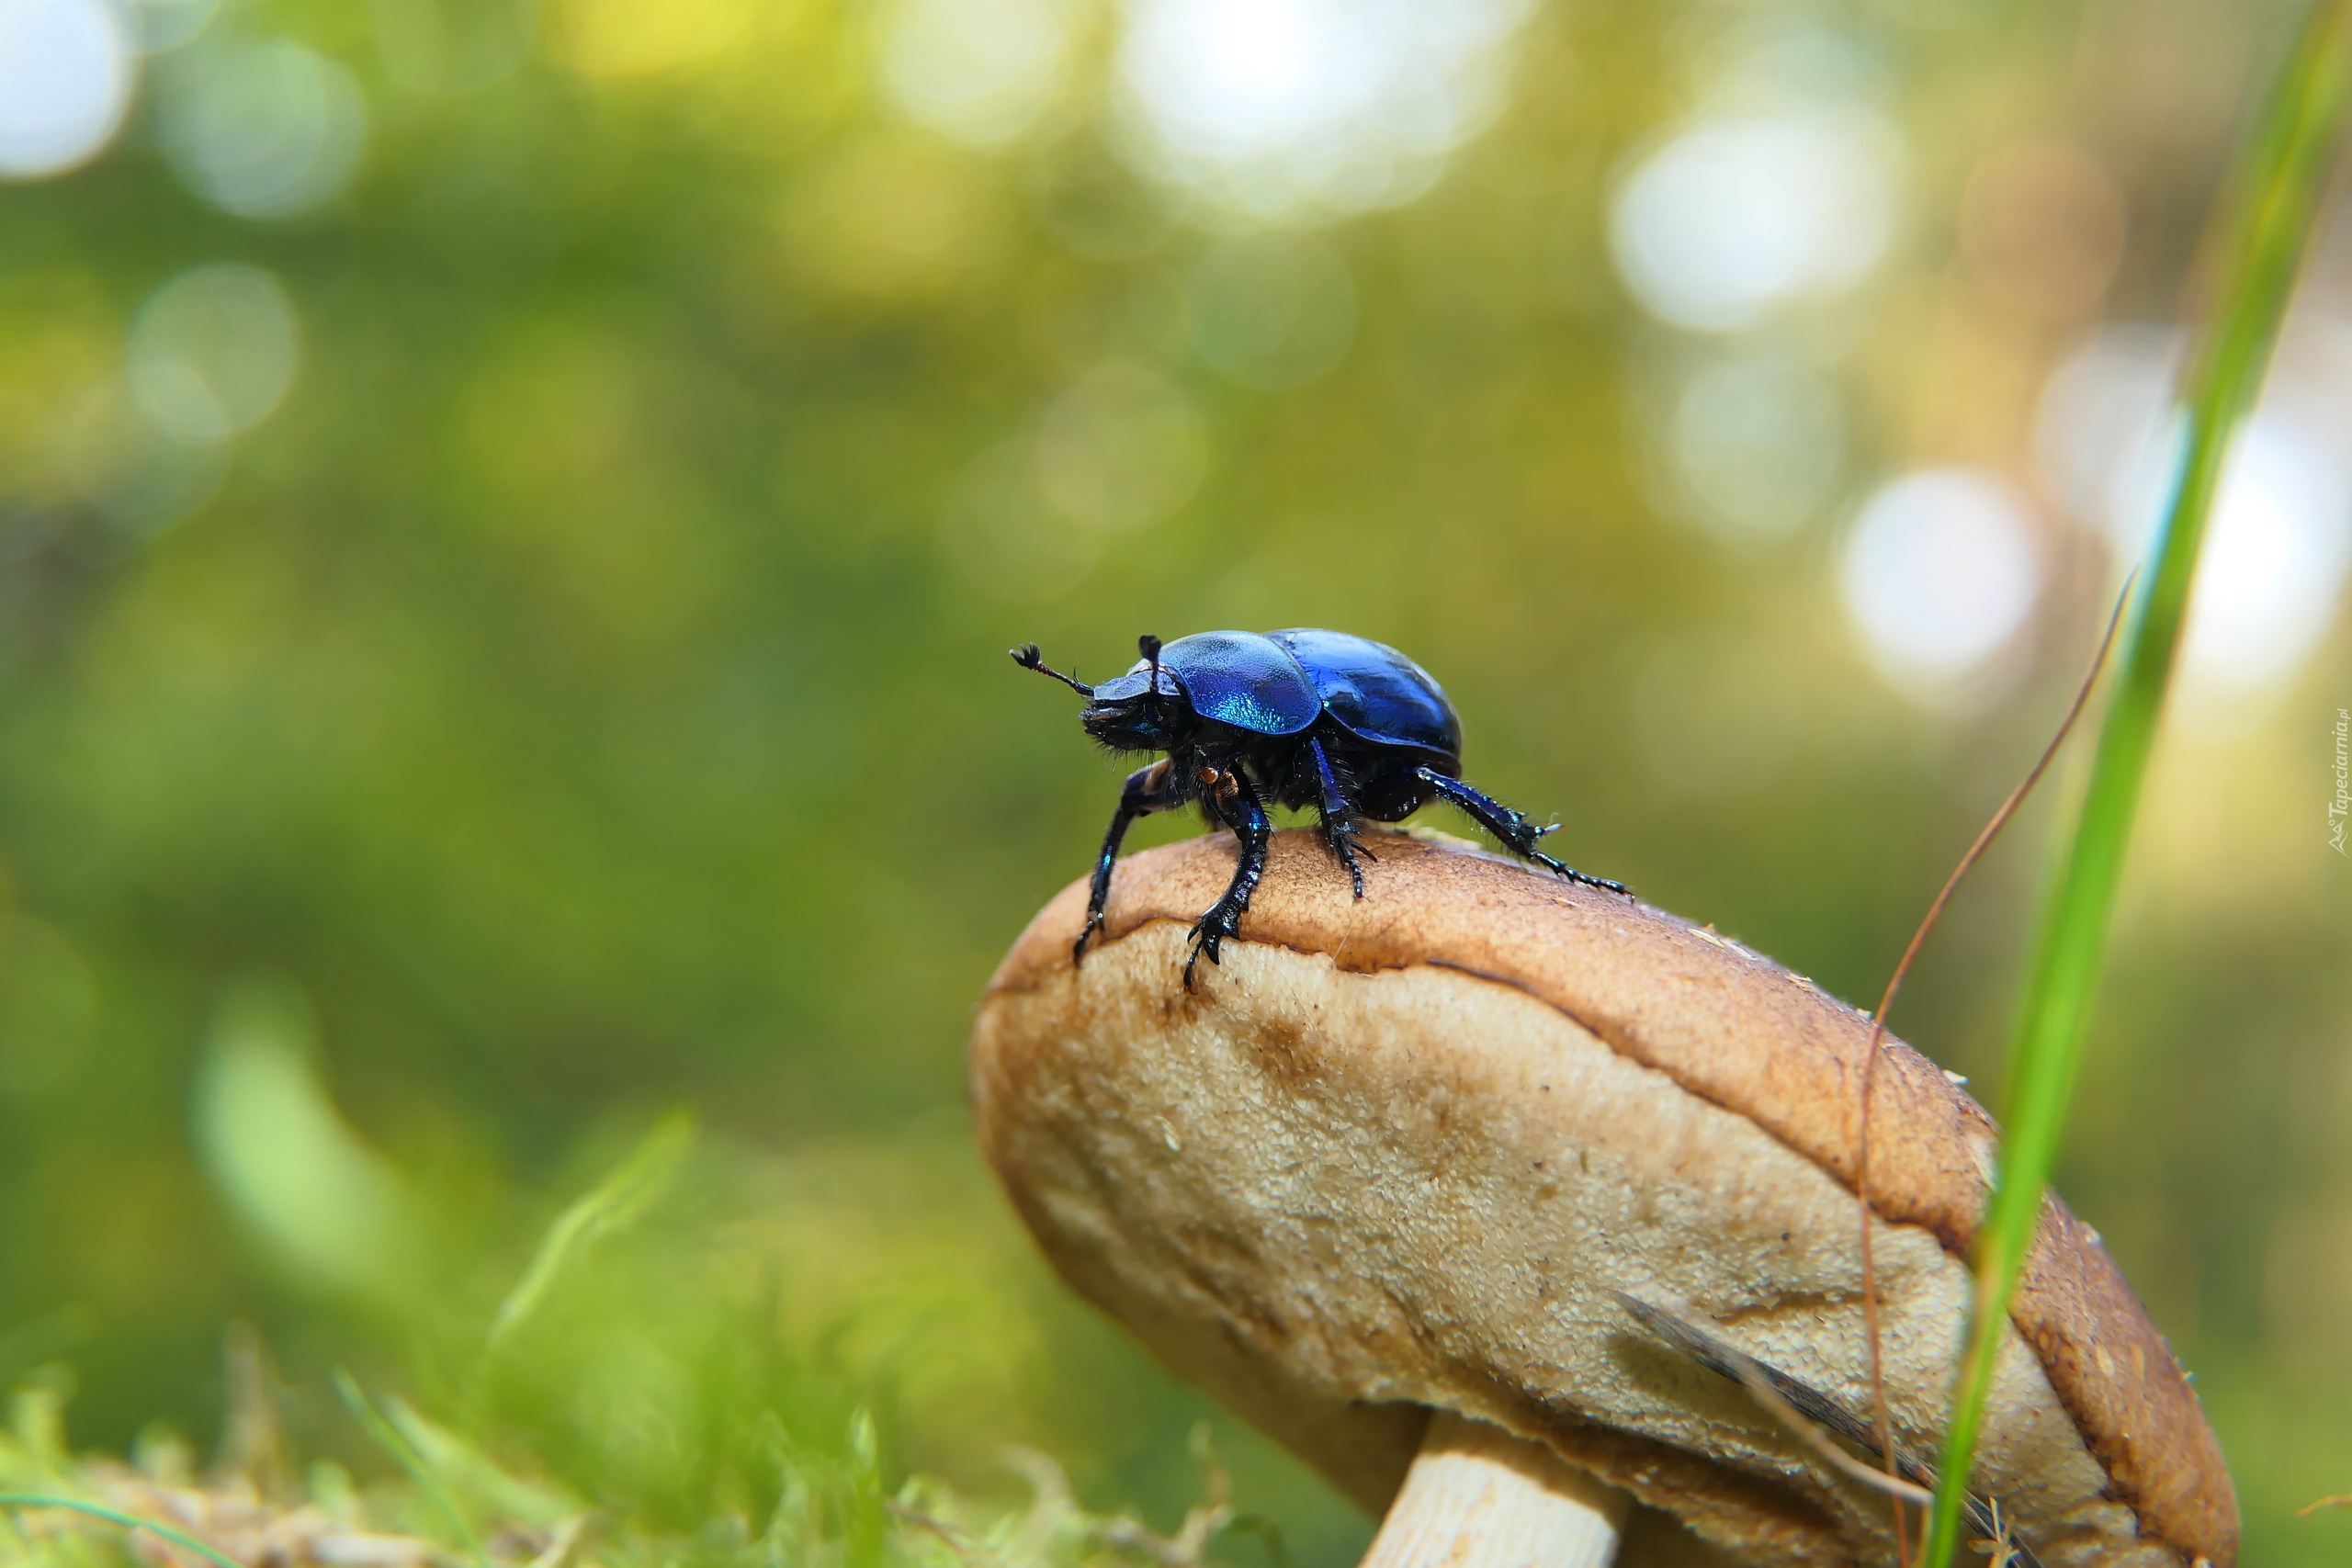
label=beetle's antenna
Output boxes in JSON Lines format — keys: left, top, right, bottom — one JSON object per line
{"left": 1011, "top": 643, "right": 1093, "bottom": 697}
{"left": 1139, "top": 634, "right": 1164, "bottom": 721}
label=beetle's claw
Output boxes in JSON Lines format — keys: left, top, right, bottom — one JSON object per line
{"left": 1182, "top": 932, "right": 1210, "bottom": 989}
{"left": 1324, "top": 822, "right": 1372, "bottom": 899}
{"left": 1530, "top": 851, "right": 1631, "bottom": 898}
{"left": 1183, "top": 911, "right": 1240, "bottom": 987}
{"left": 1073, "top": 911, "right": 1110, "bottom": 966}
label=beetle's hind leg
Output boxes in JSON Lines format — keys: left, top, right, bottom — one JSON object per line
{"left": 1077, "top": 759, "right": 1181, "bottom": 964}
{"left": 1185, "top": 770, "right": 1272, "bottom": 989}
{"left": 1411, "top": 767, "right": 1631, "bottom": 897}
{"left": 1306, "top": 738, "right": 1374, "bottom": 898}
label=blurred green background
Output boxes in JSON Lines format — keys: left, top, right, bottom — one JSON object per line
{"left": 1, "top": 0, "right": 2348, "bottom": 1562}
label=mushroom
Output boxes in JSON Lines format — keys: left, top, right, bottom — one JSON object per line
{"left": 969, "top": 829, "right": 2236, "bottom": 1568}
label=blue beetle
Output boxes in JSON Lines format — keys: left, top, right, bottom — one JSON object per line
{"left": 1014, "top": 629, "right": 1627, "bottom": 986}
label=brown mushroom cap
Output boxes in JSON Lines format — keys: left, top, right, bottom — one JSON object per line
{"left": 970, "top": 829, "right": 2236, "bottom": 1568}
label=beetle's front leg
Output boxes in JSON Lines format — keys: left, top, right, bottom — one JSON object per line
{"left": 1412, "top": 767, "right": 1631, "bottom": 897}
{"left": 1307, "top": 737, "right": 1373, "bottom": 899}
{"left": 1184, "top": 770, "right": 1271, "bottom": 989}
{"left": 1078, "top": 758, "right": 1178, "bottom": 964}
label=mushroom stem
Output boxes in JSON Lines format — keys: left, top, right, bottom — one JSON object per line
{"left": 1359, "top": 1411, "right": 1628, "bottom": 1568}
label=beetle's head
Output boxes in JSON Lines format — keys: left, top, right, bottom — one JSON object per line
{"left": 1080, "top": 675, "right": 1188, "bottom": 752}
{"left": 1015, "top": 636, "right": 1189, "bottom": 754}
{"left": 1080, "top": 634, "right": 1189, "bottom": 752}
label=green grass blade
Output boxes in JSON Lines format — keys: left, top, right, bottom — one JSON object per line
{"left": 487, "top": 1109, "right": 696, "bottom": 1352}
{"left": 1918, "top": 6, "right": 2352, "bottom": 1565}
{"left": 334, "top": 1368, "right": 492, "bottom": 1568}
{"left": 0, "top": 1492, "right": 249, "bottom": 1568}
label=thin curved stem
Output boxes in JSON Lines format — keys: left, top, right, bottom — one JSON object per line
{"left": 1852, "top": 582, "right": 2132, "bottom": 1563}
{"left": 0, "top": 1493, "right": 248, "bottom": 1568}
{"left": 1917, "top": 6, "right": 2352, "bottom": 1562}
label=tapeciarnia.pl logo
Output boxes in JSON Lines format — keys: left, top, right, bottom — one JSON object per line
{"left": 2331, "top": 707, "right": 2348, "bottom": 856}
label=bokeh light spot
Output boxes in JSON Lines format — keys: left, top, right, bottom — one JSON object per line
{"left": 133, "top": 0, "right": 217, "bottom": 52}
{"left": 127, "top": 263, "right": 300, "bottom": 442}
{"left": 1665, "top": 352, "right": 1845, "bottom": 539}
{"left": 883, "top": 0, "right": 1073, "bottom": 148}
{"left": 1115, "top": 0, "right": 1531, "bottom": 221}
{"left": 1841, "top": 468, "right": 2040, "bottom": 686}
{"left": 160, "top": 39, "right": 368, "bottom": 217}
{"left": 2036, "top": 327, "right": 2352, "bottom": 695}
{"left": 1184, "top": 232, "right": 1355, "bottom": 390}
{"left": 0, "top": 0, "right": 133, "bottom": 180}
{"left": 1611, "top": 112, "right": 1897, "bottom": 332}
{"left": 2031, "top": 323, "right": 2177, "bottom": 529}
{"left": 779, "top": 137, "right": 1005, "bottom": 302}
{"left": 1957, "top": 138, "right": 2126, "bottom": 322}
{"left": 2183, "top": 423, "right": 2352, "bottom": 694}
{"left": 549, "top": 0, "right": 752, "bottom": 78}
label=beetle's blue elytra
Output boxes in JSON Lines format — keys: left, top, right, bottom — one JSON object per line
{"left": 1094, "top": 631, "right": 1321, "bottom": 737}
{"left": 1012, "top": 629, "right": 1628, "bottom": 987}
{"left": 1266, "top": 628, "right": 1460, "bottom": 759}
